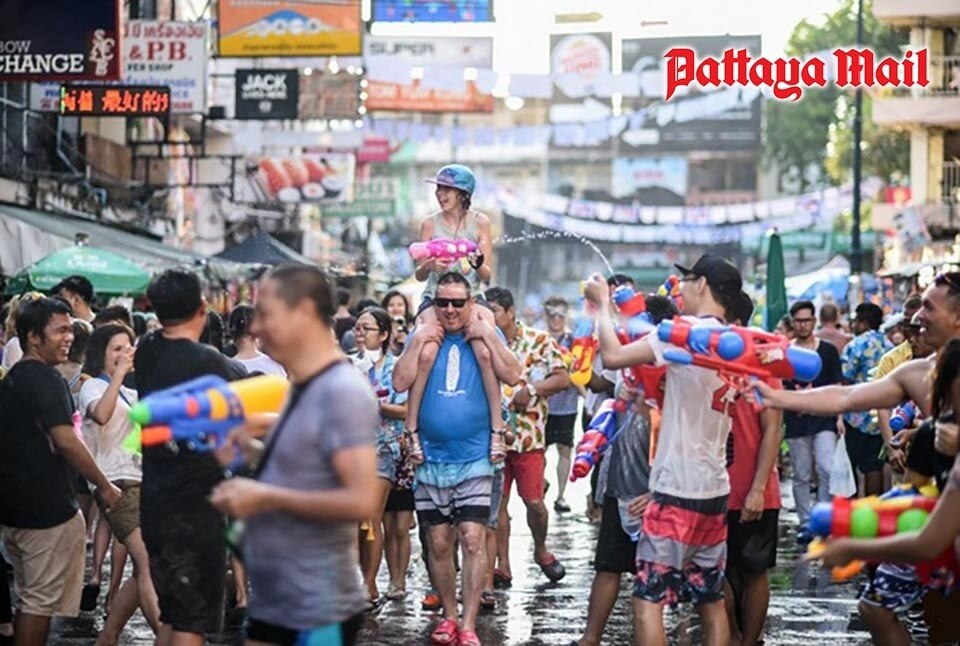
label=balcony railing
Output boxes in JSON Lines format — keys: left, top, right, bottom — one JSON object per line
{"left": 944, "top": 160, "right": 960, "bottom": 203}
{"left": 929, "top": 55, "right": 960, "bottom": 95}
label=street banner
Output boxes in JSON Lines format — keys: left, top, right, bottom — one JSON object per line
{"left": 372, "top": 0, "right": 493, "bottom": 23}
{"left": 0, "top": 0, "right": 121, "bottom": 81}
{"left": 364, "top": 36, "right": 493, "bottom": 113}
{"left": 241, "top": 153, "right": 356, "bottom": 204}
{"left": 612, "top": 157, "right": 688, "bottom": 203}
{"left": 620, "top": 35, "right": 762, "bottom": 152}
{"left": 218, "top": 0, "right": 362, "bottom": 57}
{"left": 124, "top": 21, "right": 206, "bottom": 113}
{"left": 235, "top": 69, "right": 299, "bottom": 119}
{"left": 299, "top": 72, "right": 360, "bottom": 119}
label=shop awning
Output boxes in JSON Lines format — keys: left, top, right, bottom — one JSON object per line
{"left": 215, "top": 231, "right": 314, "bottom": 266}
{"left": 0, "top": 203, "right": 248, "bottom": 279}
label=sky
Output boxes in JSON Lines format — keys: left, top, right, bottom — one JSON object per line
{"left": 369, "top": 0, "right": 846, "bottom": 74}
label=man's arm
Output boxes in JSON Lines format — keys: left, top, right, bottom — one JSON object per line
{"left": 49, "top": 425, "right": 115, "bottom": 494}
{"left": 756, "top": 367, "right": 909, "bottom": 415}
{"left": 212, "top": 444, "right": 380, "bottom": 521}
{"left": 595, "top": 304, "right": 656, "bottom": 370}
{"left": 533, "top": 367, "right": 571, "bottom": 399}
{"left": 391, "top": 335, "right": 421, "bottom": 393}
{"left": 470, "top": 322, "right": 520, "bottom": 385}
{"left": 743, "top": 405, "right": 782, "bottom": 521}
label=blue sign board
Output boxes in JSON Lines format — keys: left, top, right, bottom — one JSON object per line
{"left": 372, "top": 1, "right": 493, "bottom": 23}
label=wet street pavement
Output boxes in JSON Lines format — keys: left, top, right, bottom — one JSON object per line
{"left": 49, "top": 466, "right": 873, "bottom": 645}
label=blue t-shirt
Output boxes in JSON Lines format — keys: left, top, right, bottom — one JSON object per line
{"left": 418, "top": 330, "right": 503, "bottom": 463}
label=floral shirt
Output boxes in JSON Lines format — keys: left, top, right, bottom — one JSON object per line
{"left": 503, "top": 322, "right": 566, "bottom": 453}
{"left": 841, "top": 330, "right": 893, "bottom": 434}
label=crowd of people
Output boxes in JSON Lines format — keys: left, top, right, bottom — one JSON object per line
{"left": 0, "top": 162, "right": 957, "bottom": 646}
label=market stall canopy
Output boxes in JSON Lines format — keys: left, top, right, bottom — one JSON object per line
{"left": 0, "top": 203, "right": 253, "bottom": 280}
{"left": 5, "top": 246, "right": 151, "bottom": 296}
{"left": 785, "top": 256, "right": 879, "bottom": 306}
{"left": 215, "top": 231, "right": 314, "bottom": 266}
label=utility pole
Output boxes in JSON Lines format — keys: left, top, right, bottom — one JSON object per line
{"left": 851, "top": 0, "right": 864, "bottom": 275}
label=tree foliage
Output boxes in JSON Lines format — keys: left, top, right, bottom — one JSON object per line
{"left": 764, "top": 0, "right": 909, "bottom": 192}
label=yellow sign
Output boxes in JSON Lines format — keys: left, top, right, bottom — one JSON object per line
{"left": 218, "top": 1, "right": 362, "bottom": 57}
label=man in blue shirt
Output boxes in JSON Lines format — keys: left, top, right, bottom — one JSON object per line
{"left": 840, "top": 302, "right": 893, "bottom": 497}
{"left": 393, "top": 272, "right": 521, "bottom": 646}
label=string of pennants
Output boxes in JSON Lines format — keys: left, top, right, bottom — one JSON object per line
{"left": 366, "top": 85, "right": 760, "bottom": 148}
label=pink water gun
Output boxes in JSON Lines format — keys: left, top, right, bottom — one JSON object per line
{"left": 409, "top": 238, "right": 479, "bottom": 262}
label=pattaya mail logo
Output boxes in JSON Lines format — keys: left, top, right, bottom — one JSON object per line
{"left": 663, "top": 47, "right": 928, "bottom": 101}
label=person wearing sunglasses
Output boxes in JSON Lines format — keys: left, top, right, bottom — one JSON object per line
{"left": 406, "top": 165, "right": 508, "bottom": 482}
{"left": 392, "top": 272, "right": 521, "bottom": 646}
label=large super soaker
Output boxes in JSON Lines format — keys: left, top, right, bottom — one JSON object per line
{"left": 805, "top": 484, "right": 958, "bottom": 582}
{"left": 570, "top": 398, "right": 623, "bottom": 481}
{"left": 408, "top": 238, "right": 479, "bottom": 262}
{"left": 129, "top": 374, "right": 290, "bottom": 453}
{"left": 656, "top": 317, "right": 822, "bottom": 404}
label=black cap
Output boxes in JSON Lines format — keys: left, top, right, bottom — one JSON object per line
{"left": 674, "top": 254, "right": 742, "bottom": 295}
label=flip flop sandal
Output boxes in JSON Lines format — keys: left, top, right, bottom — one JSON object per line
{"left": 458, "top": 629, "right": 482, "bottom": 646}
{"left": 80, "top": 583, "right": 100, "bottom": 612}
{"left": 386, "top": 585, "right": 407, "bottom": 601}
{"left": 535, "top": 555, "right": 567, "bottom": 582}
{"left": 479, "top": 590, "right": 496, "bottom": 610}
{"left": 493, "top": 569, "right": 512, "bottom": 589}
{"left": 431, "top": 618, "right": 459, "bottom": 645}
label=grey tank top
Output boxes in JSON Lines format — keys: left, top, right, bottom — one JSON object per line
{"left": 423, "top": 211, "right": 485, "bottom": 298}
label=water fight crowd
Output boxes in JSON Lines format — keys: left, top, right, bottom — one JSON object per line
{"left": 0, "top": 164, "right": 958, "bottom": 646}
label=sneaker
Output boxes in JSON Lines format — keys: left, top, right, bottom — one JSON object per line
{"left": 553, "top": 498, "right": 571, "bottom": 513}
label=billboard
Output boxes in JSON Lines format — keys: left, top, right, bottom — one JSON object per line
{"left": 364, "top": 36, "right": 493, "bottom": 113}
{"left": 218, "top": 0, "right": 362, "bottom": 57}
{"left": 123, "top": 21, "right": 206, "bottom": 113}
{"left": 612, "top": 157, "right": 688, "bottom": 204}
{"left": 235, "top": 69, "right": 299, "bottom": 119}
{"left": 299, "top": 73, "right": 359, "bottom": 120}
{"left": 0, "top": 0, "right": 121, "bottom": 81}
{"left": 242, "top": 154, "right": 356, "bottom": 204}
{"left": 372, "top": 0, "right": 493, "bottom": 23}
{"left": 549, "top": 32, "right": 611, "bottom": 149}
{"left": 620, "top": 35, "right": 762, "bottom": 152}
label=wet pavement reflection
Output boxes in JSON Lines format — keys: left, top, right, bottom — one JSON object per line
{"left": 49, "top": 472, "right": 874, "bottom": 645}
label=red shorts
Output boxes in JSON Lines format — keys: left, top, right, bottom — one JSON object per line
{"left": 502, "top": 450, "right": 545, "bottom": 503}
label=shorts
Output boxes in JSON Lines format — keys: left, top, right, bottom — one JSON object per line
{"left": 1, "top": 511, "right": 85, "bottom": 617}
{"left": 546, "top": 414, "right": 577, "bottom": 448}
{"left": 76, "top": 474, "right": 91, "bottom": 496}
{"left": 859, "top": 563, "right": 923, "bottom": 611}
{"left": 487, "top": 469, "right": 504, "bottom": 529}
{"left": 94, "top": 481, "right": 141, "bottom": 542}
{"left": 725, "top": 509, "right": 778, "bottom": 575}
{"left": 844, "top": 423, "right": 884, "bottom": 474}
{"left": 595, "top": 495, "right": 637, "bottom": 573}
{"left": 246, "top": 613, "right": 364, "bottom": 646}
{"left": 502, "top": 450, "right": 546, "bottom": 503}
{"left": 141, "top": 504, "right": 227, "bottom": 634}
{"left": 384, "top": 488, "right": 415, "bottom": 513}
{"left": 416, "top": 294, "right": 490, "bottom": 318}
{"left": 634, "top": 560, "right": 726, "bottom": 607}
{"left": 376, "top": 440, "right": 401, "bottom": 484}
{"left": 415, "top": 476, "right": 493, "bottom": 527}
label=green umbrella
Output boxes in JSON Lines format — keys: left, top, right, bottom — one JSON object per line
{"left": 765, "top": 230, "right": 788, "bottom": 332}
{"left": 4, "top": 246, "right": 151, "bottom": 296}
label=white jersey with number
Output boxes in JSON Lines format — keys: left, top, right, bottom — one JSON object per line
{"left": 647, "top": 315, "right": 734, "bottom": 500}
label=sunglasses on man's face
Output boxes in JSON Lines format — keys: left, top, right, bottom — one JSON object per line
{"left": 434, "top": 297, "right": 467, "bottom": 309}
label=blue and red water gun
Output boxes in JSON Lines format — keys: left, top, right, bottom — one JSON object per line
{"left": 570, "top": 398, "right": 624, "bottom": 481}
{"left": 656, "top": 318, "right": 822, "bottom": 399}
{"left": 889, "top": 401, "right": 919, "bottom": 432}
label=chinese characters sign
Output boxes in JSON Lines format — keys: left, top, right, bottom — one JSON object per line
{"left": 59, "top": 86, "right": 171, "bottom": 116}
